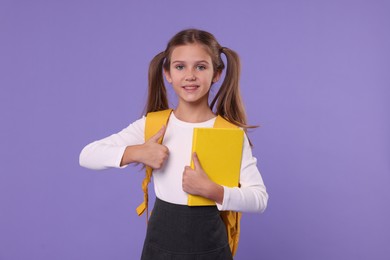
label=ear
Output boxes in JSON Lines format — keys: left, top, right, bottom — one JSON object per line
{"left": 163, "top": 69, "right": 172, "bottom": 84}
{"left": 212, "top": 71, "right": 222, "bottom": 83}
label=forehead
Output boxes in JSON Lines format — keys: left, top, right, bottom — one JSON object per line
{"left": 170, "top": 44, "right": 212, "bottom": 62}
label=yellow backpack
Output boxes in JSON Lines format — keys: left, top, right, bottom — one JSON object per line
{"left": 136, "top": 109, "right": 242, "bottom": 256}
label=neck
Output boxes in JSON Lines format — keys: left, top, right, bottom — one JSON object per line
{"left": 174, "top": 102, "right": 215, "bottom": 123}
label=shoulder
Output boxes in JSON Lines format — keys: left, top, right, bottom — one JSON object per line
{"left": 145, "top": 109, "right": 173, "bottom": 121}
{"left": 133, "top": 115, "right": 146, "bottom": 125}
{"left": 115, "top": 116, "right": 146, "bottom": 143}
{"left": 126, "top": 116, "right": 146, "bottom": 133}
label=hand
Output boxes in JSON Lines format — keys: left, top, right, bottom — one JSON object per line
{"left": 182, "top": 152, "right": 224, "bottom": 203}
{"left": 141, "top": 125, "right": 169, "bottom": 169}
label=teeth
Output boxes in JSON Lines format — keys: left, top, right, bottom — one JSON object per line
{"left": 183, "top": 85, "right": 198, "bottom": 90}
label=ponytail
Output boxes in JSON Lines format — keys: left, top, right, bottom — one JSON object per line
{"left": 211, "top": 47, "right": 254, "bottom": 130}
{"left": 144, "top": 51, "right": 169, "bottom": 114}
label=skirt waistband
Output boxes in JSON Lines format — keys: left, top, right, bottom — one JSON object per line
{"left": 153, "top": 197, "right": 219, "bottom": 216}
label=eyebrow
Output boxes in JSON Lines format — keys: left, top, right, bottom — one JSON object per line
{"left": 171, "top": 60, "right": 210, "bottom": 64}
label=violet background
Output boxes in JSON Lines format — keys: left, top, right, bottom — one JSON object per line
{"left": 1, "top": 1, "right": 389, "bottom": 259}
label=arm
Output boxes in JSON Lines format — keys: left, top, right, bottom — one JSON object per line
{"left": 120, "top": 125, "right": 169, "bottom": 169}
{"left": 79, "top": 117, "right": 170, "bottom": 170}
{"left": 79, "top": 117, "right": 145, "bottom": 170}
{"left": 182, "top": 135, "right": 268, "bottom": 213}
{"left": 217, "top": 135, "right": 268, "bottom": 213}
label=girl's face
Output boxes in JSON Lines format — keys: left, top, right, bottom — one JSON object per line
{"left": 164, "top": 44, "right": 220, "bottom": 107}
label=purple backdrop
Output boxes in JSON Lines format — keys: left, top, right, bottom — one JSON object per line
{"left": 1, "top": 1, "right": 389, "bottom": 259}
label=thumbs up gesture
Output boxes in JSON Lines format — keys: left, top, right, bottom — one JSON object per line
{"left": 136, "top": 125, "right": 169, "bottom": 169}
{"left": 182, "top": 152, "right": 224, "bottom": 204}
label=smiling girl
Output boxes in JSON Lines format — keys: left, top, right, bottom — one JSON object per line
{"left": 79, "top": 29, "right": 268, "bottom": 259}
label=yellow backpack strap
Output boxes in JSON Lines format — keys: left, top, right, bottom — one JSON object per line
{"left": 136, "top": 109, "right": 173, "bottom": 221}
{"left": 214, "top": 115, "right": 243, "bottom": 256}
{"left": 220, "top": 211, "right": 242, "bottom": 256}
{"left": 213, "top": 115, "right": 238, "bottom": 128}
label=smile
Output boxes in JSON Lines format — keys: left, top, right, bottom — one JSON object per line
{"left": 182, "top": 85, "right": 199, "bottom": 91}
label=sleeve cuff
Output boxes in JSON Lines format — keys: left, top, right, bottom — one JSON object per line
{"left": 216, "top": 186, "right": 229, "bottom": 211}
{"left": 114, "top": 146, "right": 128, "bottom": 169}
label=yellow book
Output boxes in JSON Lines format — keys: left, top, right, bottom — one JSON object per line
{"left": 188, "top": 128, "right": 244, "bottom": 206}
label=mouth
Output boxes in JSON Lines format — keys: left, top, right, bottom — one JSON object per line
{"left": 182, "top": 85, "right": 200, "bottom": 91}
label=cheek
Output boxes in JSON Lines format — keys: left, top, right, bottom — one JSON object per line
{"left": 206, "top": 74, "right": 215, "bottom": 84}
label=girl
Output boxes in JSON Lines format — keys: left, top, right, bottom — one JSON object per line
{"left": 80, "top": 29, "right": 268, "bottom": 259}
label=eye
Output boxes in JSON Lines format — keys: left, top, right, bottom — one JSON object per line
{"left": 175, "top": 65, "right": 184, "bottom": 70}
{"left": 196, "top": 65, "right": 206, "bottom": 71}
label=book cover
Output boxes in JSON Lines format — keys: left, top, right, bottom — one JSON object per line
{"left": 188, "top": 128, "right": 244, "bottom": 206}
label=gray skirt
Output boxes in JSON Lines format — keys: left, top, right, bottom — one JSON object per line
{"left": 141, "top": 198, "right": 233, "bottom": 260}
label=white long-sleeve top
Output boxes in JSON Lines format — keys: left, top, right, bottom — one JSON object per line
{"left": 79, "top": 113, "right": 268, "bottom": 213}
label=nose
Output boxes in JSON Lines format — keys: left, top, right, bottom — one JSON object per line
{"left": 185, "top": 70, "right": 196, "bottom": 81}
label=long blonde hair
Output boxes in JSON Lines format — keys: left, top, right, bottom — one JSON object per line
{"left": 145, "top": 29, "right": 254, "bottom": 129}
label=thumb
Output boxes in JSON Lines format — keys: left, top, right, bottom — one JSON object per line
{"left": 148, "top": 125, "right": 166, "bottom": 143}
{"left": 192, "top": 152, "right": 202, "bottom": 170}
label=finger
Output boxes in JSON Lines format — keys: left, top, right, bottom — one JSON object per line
{"left": 148, "top": 125, "right": 166, "bottom": 143}
{"left": 162, "top": 145, "right": 170, "bottom": 155}
{"left": 192, "top": 152, "right": 202, "bottom": 170}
